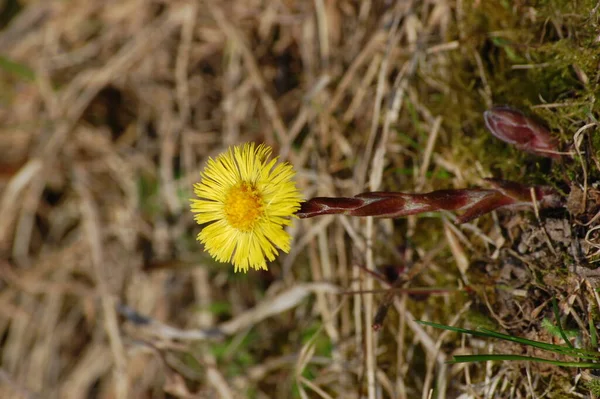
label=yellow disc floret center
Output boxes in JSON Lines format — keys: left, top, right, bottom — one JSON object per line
{"left": 224, "top": 182, "right": 264, "bottom": 231}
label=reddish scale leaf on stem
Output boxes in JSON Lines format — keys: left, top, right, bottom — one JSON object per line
{"left": 483, "top": 106, "right": 560, "bottom": 159}
{"left": 485, "top": 178, "right": 563, "bottom": 209}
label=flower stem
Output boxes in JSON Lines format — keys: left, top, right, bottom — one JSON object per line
{"left": 297, "top": 180, "right": 563, "bottom": 223}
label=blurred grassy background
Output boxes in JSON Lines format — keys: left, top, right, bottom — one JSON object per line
{"left": 1, "top": 0, "right": 599, "bottom": 398}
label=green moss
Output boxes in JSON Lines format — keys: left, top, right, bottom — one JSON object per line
{"left": 300, "top": 322, "right": 333, "bottom": 357}
{"left": 207, "top": 331, "right": 258, "bottom": 377}
{"left": 541, "top": 317, "right": 579, "bottom": 340}
{"left": 420, "top": 0, "right": 600, "bottom": 194}
{"left": 137, "top": 174, "right": 160, "bottom": 217}
{"left": 465, "top": 310, "right": 499, "bottom": 331}
{"left": 585, "top": 378, "right": 600, "bottom": 396}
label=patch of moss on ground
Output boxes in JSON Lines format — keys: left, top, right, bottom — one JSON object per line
{"left": 423, "top": 0, "right": 598, "bottom": 187}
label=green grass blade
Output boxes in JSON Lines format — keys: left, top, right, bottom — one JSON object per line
{"left": 450, "top": 354, "right": 600, "bottom": 369}
{"left": 417, "top": 320, "right": 499, "bottom": 339}
{"left": 477, "top": 327, "right": 600, "bottom": 360}
{"left": 418, "top": 321, "right": 569, "bottom": 353}
{"left": 475, "top": 328, "right": 570, "bottom": 354}
{"left": 0, "top": 56, "right": 35, "bottom": 81}
{"left": 590, "top": 316, "right": 598, "bottom": 349}
{"left": 553, "top": 297, "right": 574, "bottom": 349}
{"left": 418, "top": 321, "right": 600, "bottom": 360}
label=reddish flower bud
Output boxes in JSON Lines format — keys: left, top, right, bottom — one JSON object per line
{"left": 484, "top": 107, "right": 559, "bottom": 159}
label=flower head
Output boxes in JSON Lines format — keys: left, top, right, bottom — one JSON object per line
{"left": 191, "top": 143, "right": 302, "bottom": 272}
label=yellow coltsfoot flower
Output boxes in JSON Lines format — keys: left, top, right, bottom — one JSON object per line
{"left": 191, "top": 143, "right": 302, "bottom": 272}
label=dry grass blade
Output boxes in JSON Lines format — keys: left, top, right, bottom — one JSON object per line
{"left": 122, "top": 283, "right": 340, "bottom": 342}
{"left": 73, "top": 166, "right": 129, "bottom": 399}
{"left": 219, "top": 283, "right": 339, "bottom": 335}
